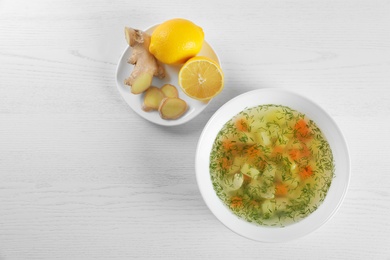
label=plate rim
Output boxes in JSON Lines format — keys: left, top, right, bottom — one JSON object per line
{"left": 115, "top": 25, "right": 220, "bottom": 127}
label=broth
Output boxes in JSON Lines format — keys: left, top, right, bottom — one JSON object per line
{"left": 209, "top": 104, "right": 334, "bottom": 226}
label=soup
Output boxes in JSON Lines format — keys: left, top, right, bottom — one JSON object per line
{"left": 209, "top": 104, "right": 334, "bottom": 226}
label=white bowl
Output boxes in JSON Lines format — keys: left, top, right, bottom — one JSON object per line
{"left": 115, "top": 25, "right": 221, "bottom": 126}
{"left": 195, "top": 88, "right": 350, "bottom": 242}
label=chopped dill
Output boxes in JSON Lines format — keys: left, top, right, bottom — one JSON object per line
{"left": 209, "top": 104, "right": 335, "bottom": 227}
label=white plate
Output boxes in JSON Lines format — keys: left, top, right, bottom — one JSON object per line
{"left": 195, "top": 88, "right": 351, "bottom": 242}
{"left": 115, "top": 25, "right": 220, "bottom": 126}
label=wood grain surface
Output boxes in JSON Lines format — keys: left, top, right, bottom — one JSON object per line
{"left": 1, "top": 0, "right": 389, "bottom": 259}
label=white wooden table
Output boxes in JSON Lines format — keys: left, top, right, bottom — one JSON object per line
{"left": 1, "top": 0, "right": 389, "bottom": 259}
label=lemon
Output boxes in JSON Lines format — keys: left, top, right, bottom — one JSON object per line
{"left": 149, "top": 18, "right": 204, "bottom": 65}
{"left": 178, "top": 56, "right": 224, "bottom": 101}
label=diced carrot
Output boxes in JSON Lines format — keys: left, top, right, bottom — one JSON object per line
{"left": 301, "top": 145, "right": 311, "bottom": 158}
{"left": 289, "top": 149, "right": 300, "bottom": 160}
{"left": 235, "top": 118, "right": 248, "bottom": 132}
{"left": 294, "top": 119, "right": 311, "bottom": 138}
{"left": 272, "top": 145, "right": 284, "bottom": 156}
{"left": 246, "top": 145, "right": 261, "bottom": 158}
{"left": 299, "top": 165, "right": 313, "bottom": 179}
{"left": 256, "top": 160, "right": 267, "bottom": 171}
{"left": 221, "top": 157, "right": 231, "bottom": 170}
{"left": 243, "top": 174, "right": 251, "bottom": 182}
{"left": 230, "top": 196, "right": 243, "bottom": 208}
{"left": 222, "top": 140, "right": 233, "bottom": 151}
{"left": 275, "top": 183, "right": 288, "bottom": 196}
{"left": 289, "top": 144, "right": 311, "bottom": 161}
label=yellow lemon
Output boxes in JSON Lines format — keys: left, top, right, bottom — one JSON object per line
{"left": 178, "top": 56, "right": 224, "bottom": 101}
{"left": 149, "top": 18, "right": 204, "bottom": 65}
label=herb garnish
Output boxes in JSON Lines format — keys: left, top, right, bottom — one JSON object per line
{"left": 209, "top": 104, "right": 335, "bottom": 227}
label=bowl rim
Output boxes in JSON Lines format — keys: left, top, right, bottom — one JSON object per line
{"left": 195, "top": 88, "right": 351, "bottom": 242}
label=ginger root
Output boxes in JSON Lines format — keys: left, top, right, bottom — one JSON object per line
{"left": 142, "top": 84, "right": 188, "bottom": 120}
{"left": 124, "top": 27, "right": 165, "bottom": 94}
{"left": 161, "top": 84, "right": 179, "bottom": 98}
{"left": 158, "top": 97, "right": 188, "bottom": 120}
{"left": 142, "top": 86, "right": 165, "bottom": 111}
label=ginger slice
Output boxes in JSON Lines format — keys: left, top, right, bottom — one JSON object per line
{"left": 124, "top": 27, "right": 165, "bottom": 94}
{"left": 142, "top": 86, "right": 165, "bottom": 111}
{"left": 161, "top": 84, "right": 179, "bottom": 98}
{"left": 158, "top": 97, "right": 188, "bottom": 120}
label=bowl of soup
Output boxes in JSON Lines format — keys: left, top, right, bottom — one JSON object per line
{"left": 195, "top": 88, "right": 350, "bottom": 242}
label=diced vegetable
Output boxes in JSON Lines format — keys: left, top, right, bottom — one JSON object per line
{"left": 235, "top": 118, "right": 248, "bottom": 132}
{"left": 275, "top": 183, "right": 288, "bottom": 196}
{"left": 262, "top": 199, "right": 275, "bottom": 214}
{"left": 295, "top": 119, "right": 311, "bottom": 138}
{"left": 262, "top": 164, "right": 276, "bottom": 179}
{"left": 241, "top": 163, "right": 260, "bottom": 179}
{"left": 227, "top": 156, "right": 246, "bottom": 175}
{"left": 261, "top": 132, "right": 271, "bottom": 146}
{"left": 209, "top": 104, "right": 335, "bottom": 226}
{"left": 299, "top": 165, "right": 314, "bottom": 179}
{"left": 230, "top": 196, "right": 243, "bottom": 208}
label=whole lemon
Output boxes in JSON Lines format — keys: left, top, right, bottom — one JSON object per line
{"left": 149, "top": 18, "right": 204, "bottom": 65}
